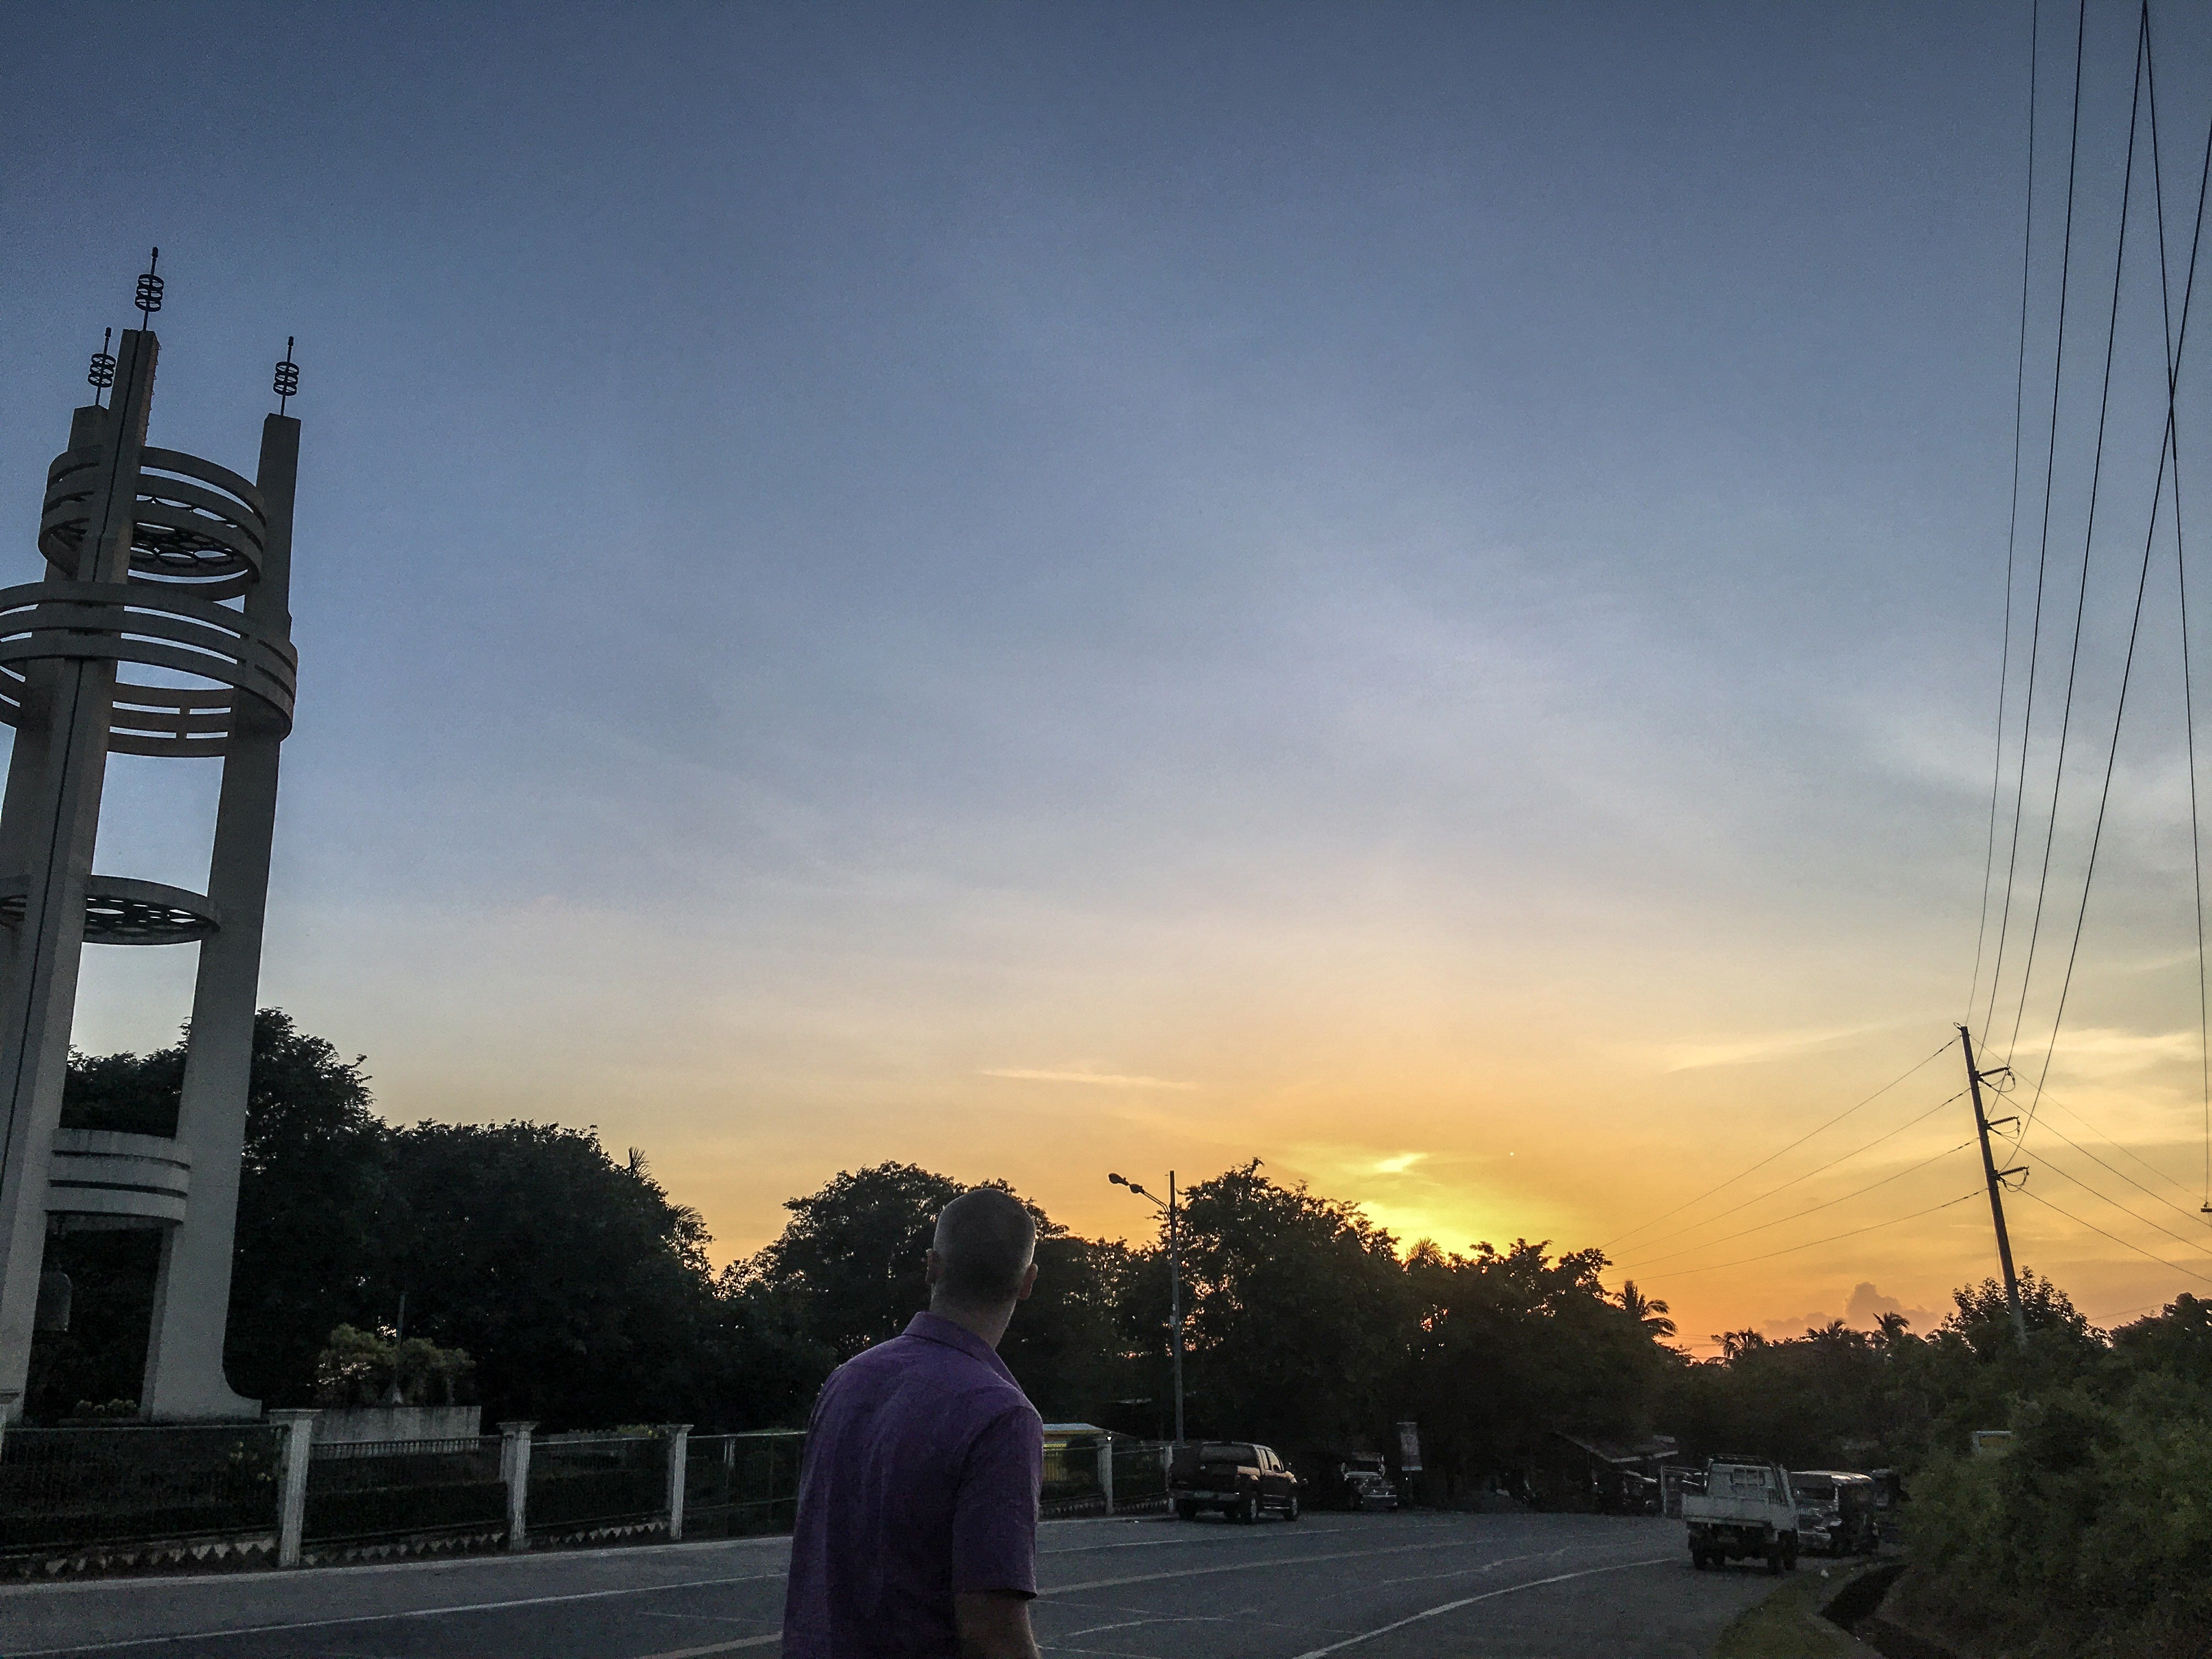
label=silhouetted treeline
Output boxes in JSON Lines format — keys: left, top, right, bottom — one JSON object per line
{"left": 32, "top": 1013, "right": 2212, "bottom": 1657}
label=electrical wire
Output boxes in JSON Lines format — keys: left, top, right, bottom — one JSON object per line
{"left": 1971, "top": 0, "right": 2048, "bottom": 1024}
{"left": 2022, "top": 4, "right": 2212, "bottom": 1131}
{"left": 2025, "top": 1102, "right": 2211, "bottom": 1229}
{"left": 1631, "top": 1192, "right": 1987, "bottom": 1283}
{"left": 2016, "top": 1184, "right": 2212, "bottom": 1289}
{"left": 1613, "top": 1089, "right": 1968, "bottom": 1258}
{"left": 2140, "top": 10, "right": 2212, "bottom": 1209}
{"left": 1984, "top": 0, "right": 2092, "bottom": 1044}
{"left": 2004, "top": 2, "right": 2151, "bottom": 1063}
{"left": 2031, "top": 1086, "right": 2207, "bottom": 1207}
{"left": 1616, "top": 1138, "right": 1978, "bottom": 1274}
{"left": 2030, "top": 1149, "right": 2212, "bottom": 1260}
{"left": 1596, "top": 1036, "right": 1956, "bottom": 1251}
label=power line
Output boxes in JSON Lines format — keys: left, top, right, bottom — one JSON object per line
{"left": 1615, "top": 1089, "right": 1967, "bottom": 1258}
{"left": 1631, "top": 1192, "right": 1986, "bottom": 1283}
{"left": 1984, "top": 0, "right": 2092, "bottom": 1043}
{"left": 1596, "top": 1036, "right": 1956, "bottom": 1251}
{"left": 2139, "top": 4, "right": 2212, "bottom": 1208}
{"left": 2031, "top": 1085, "right": 2206, "bottom": 1207}
{"left": 2004, "top": 1, "right": 2151, "bottom": 1063}
{"left": 2016, "top": 1184, "right": 2212, "bottom": 1289}
{"left": 2022, "top": 4, "right": 2212, "bottom": 1131}
{"left": 2025, "top": 1103, "right": 2211, "bottom": 1231}
{"left": 1971, "top": 0, "right": 2048, "bottom": 1024}
{"left": 1616, "top": 1138, "right": 1977, "bottom": 1274}
{"left": 2032, "top": 1152, "right": 2212, "bottom": 1261}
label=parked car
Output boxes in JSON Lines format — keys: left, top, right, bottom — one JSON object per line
{"left": 1681, "top": 1456, "right": 1800, "bottom": 1574}
{"left": 1170, "top": 1441, "right": 1302, "bottom": 1523}
{"left": 1331, "top": 1452, "right": 1399, "bottom": 1511}
{"left": 1788, "top": 1470, "right": 1877, "bottom": 1556}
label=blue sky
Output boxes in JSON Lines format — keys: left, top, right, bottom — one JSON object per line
{"left": 5, "top": 2, "right": 2209, "bottom": 1345}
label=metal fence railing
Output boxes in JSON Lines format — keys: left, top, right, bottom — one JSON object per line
{"left": 1110, "top": 1438, "right": 1170, "bottom": 1513}
{"left": 0, "top": 1418, "right": 1165, "bottom": 1575}
{"left": 1041, "top": 1436, "right": 1170, "bottom": 1519}
{"left": 0, "top": 1425, "right": 283, "bottom": 1554}
{"left": 684, "top": 1431, "right": 805, "bottom": 1538}
{"left": 304, "top": 1435, "right": 506, "bottom": 1548}
{"left": 527, "top": 1432, "right": 668, "bottom": 1536}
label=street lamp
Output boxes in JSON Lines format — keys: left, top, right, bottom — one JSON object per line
{"left": 1108, "top": 1170, "right": 1184, "bottom": 1444}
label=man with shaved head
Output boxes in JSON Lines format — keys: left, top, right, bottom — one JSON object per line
{"left": 782, "top": 1186, "right": 1045, "bottom": 1659}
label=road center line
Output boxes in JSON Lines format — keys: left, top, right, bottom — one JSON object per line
{"left": 629, "top": 1639, "right": 781, "bottom": 1657}
{"left": 1288, "top": 1555, "right": 1679, "bottom": 1656}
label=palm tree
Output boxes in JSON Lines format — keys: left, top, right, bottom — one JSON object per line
{"left": 1617, "top": 1279, "right": 1678, "bottom": 1340}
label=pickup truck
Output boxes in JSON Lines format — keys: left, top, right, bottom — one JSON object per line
{"left": 1681, "top": 1457, "right": 1799, "bottom": 1573}
{"left": 1169, "top": 1441, "right": 1302, "bottom": 1523}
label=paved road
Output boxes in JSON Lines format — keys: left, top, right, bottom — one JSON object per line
{"left": 0, "top": 1513, "right": 1792, "bottom": 1658}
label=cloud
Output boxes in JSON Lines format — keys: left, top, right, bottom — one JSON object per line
{"left": 1844, "top": 1281, "right": 1942, "bottom": 1330}
{"left": 1757, "top": 1280, "right": 1942, "bottom": 1340}
{"left": 981, "top": 1068, "right": 1198, "bottom": 1090}
{"left": 1370, "top": 1152, "right": 1429, "bottom": 1175}
{"left": 1645, "top": 1023, "right": 1891, "bottom": 1073}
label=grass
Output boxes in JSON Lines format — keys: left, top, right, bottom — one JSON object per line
{"left": 1712, "top": 1565, "right": 1883, "bottom": 1659}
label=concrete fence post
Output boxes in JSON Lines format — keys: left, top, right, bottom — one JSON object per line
{"left": 664, "top": 1424, "right": 692, "bottom": 1541}
{"left": 1096, "top": 1435, "right": 1114, "bottom": 1517}
{"left": 500, "top": 1421, "right": 537, "bottom": 1552}
{"left": 268, "top": 1409, "right": 319, "bottom": 1567}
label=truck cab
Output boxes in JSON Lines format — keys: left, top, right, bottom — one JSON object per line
{"left": 1170, "top": 1441, "right": 1302, "bottom": 1523}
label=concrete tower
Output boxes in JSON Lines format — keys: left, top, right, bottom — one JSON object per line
{"left": 0, "top": 258, "right": 300, "bottom": 1423}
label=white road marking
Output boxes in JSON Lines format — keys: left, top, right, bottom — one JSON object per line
{"left": 1041, "top": 1537, "right": 1489, "bottom": 1596}
{"left": 1288, "top": 1555, "right": 1679, "bottom": 1656}
{"left": 630, "top": 1639, "right": 781, "bottom": 1657}
{"left": 1042, "top": 1527, "right": 1360, "bottom": 1555}
{"left": 5, "top": 1570, "right": 789, "bottom": 1656}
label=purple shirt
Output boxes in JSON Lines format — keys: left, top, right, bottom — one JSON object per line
{"left": 781, "top": 1312, "right": 1044, "bottom": 1658}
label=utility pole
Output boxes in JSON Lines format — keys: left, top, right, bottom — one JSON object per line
{"left": 1959, "top": 1025, "right": 2029, "bottom": 1348}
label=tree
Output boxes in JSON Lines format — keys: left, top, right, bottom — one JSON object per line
{"left": 380, "top": 1125, "right": 723, "bottom": 1428}
{"left": 741, "top": 1162, "right": 1142, "bottom": 1423}
{"left": 226, "top": 1011, "right": 392, "bottom": 1403}
{"left": 1404, "top": 1239, "right": 1672, "bottom": 1498}
{"left": 741, "top": 1164, "right": 965, "bottom": 1361}
{"left": 1171, "top": 1161, "right": 1412, "bottom": 1455}
{"left": 314, "top": 1323, "right": 475, "bottom": 1406}
{"left": 25, "top": 1010, "right": 390, "bottom": 1418}
{"left": 1616, "top": 1280, "right": 1676, "bottom": 1340}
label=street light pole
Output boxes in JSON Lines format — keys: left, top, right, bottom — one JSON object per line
{"left": 1167, "top": 1171, "right": 1183, "bottom": 1446}
{"left": 1109, "top": 1170, "right": 1187, "bottom": 1445}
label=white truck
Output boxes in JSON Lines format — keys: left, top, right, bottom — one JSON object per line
{"left": 1681, "top": 1457, "right": 1801, "bottom": 1574}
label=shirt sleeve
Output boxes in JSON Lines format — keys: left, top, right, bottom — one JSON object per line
{"left": 950, "top": 1403, "right": 1043, "bottom": 1597}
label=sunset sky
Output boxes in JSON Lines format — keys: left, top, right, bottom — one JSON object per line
{"left": 6, "top": 2, "right": 2211, "bottom": 1353}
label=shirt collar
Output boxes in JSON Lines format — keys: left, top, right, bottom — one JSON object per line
{"left": 903, "top": 1311, "right": 1018, "bottom": 1385}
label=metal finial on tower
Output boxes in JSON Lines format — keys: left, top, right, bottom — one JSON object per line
{"left": 87, "top": 328, "right": 116, "bottom": 404}
{"left": 136, "top": 247, "right": 163, "bottom": 326}
{"left": 273, "top": 336, "right": 299, "bottom": 414}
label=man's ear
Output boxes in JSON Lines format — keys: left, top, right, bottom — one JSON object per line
{"left": 1015, "top": 1259, "right": 1039, "bottom": 1302}
{"left": 924, "top": 1248, "right": 946, "bottom": 1288}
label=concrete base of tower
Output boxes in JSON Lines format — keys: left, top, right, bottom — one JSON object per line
{"left": 138, "top": 1223, "right": 260, "bottom": 1423}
